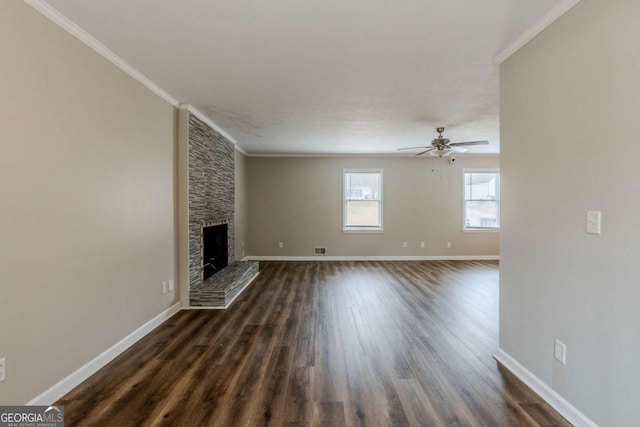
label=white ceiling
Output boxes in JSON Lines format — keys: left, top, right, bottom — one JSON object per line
{"left": 43, "top": 0, "right": 565, "bottom": 155}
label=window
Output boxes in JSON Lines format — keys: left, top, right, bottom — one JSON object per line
{"left": 463, "top": 169, "right": 500, "bottom": 230}
{"left": 343, "top": 169, "right": 383, "bottom": 232}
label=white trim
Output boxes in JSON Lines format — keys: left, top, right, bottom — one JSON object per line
{"left": 188, "top": 272, "right": 260, "bottom": 310}
{"left": 26, "top": 302, "right": 182, "bottom": 405}
{"left": 494, "top": 0, "right": 581, "bottom": 64}
{"left": 462, "top": 168, "right": 501, "bottom": 231}
{"left": 493, "top": 349, "right": 598, "bottom": 427}
{"left": 23, "top": 2, "right": 245, "bottom": 155}
{"left": 24, "top": 0, "right": 505, "bottom": 159}
{"left": 244, "top": 255, "right": 499, "bottom": 261}
{"left": 181, "top": 104, "right": 238, "bottom": 145}
{"left": 343, "top": 169, "right": 383, "bottom": 231}
{"left": 24, "top": 0, "right": 179, "bottom": 107}
{"left": 246, "top": 152, "right": 500, "bottom": 158}
{"left": 463, "top": 167, "right": 500, "bottom": 174}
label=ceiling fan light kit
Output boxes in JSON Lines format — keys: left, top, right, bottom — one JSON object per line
{"left": 429, "top": 148, "right": 453, "bottom": 157}
{"left": 398, "top": 127, "right": 489, "bottom": 157}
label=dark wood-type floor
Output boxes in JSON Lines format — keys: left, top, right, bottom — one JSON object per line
{"left": 58, "top": 261, "right": 570, "bottom": 426}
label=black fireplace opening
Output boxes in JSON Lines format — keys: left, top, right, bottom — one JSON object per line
{"left": 202, "top": 223, "right": 228, "bottom": 281}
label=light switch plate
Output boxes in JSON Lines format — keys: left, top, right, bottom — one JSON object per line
{"left": 554, "top": 339, "right": 567, "bottom": 365}
{"left": 586, "top": 211, "right": 602, "bottom": 235}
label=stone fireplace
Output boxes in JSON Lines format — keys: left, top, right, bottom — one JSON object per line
{"left": 182, "top": 109, "right": 258, "bottom": 308}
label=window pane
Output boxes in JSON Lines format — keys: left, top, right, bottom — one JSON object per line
{"left": 465, "top": 173, "right": 498, "bottom": 200}
{"left": 465, "top": 201, "right": 499, "bottom": 228}
{"left": 344, "top": 170, "right": 382, "bottom": 230}
{"left": 345, "top": 173, "right": 381, "bottom": 201}
{"left": 346, "top": 201, "right": 380, "bottom": 226}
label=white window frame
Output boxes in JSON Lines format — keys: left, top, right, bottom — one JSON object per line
{"left": 343, "top": 168, "right": 383, "bottom": 233}
{"left": 462, "top": 168, "right": 500, "bottom": 232}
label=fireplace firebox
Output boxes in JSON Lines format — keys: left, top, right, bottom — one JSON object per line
{"left": 201, "top": 222, "right": 228, "bottom": 281}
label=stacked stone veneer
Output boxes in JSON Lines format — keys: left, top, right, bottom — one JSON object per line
{"left": 187, "top": 113, "right": 258, "bottom": 307}
{"left": 190, "top": 261, "right": 259, "bottom": 307}
{"left": 188, "top": 113, "right": 235, "bottom": 288}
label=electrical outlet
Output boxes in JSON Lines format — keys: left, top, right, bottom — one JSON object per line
{"left": 554, "top": 339, "right": 567, "bottom": 364}
{"left": 420, "top": 241, "right": 425, "bottom": 248}
{"left": 402, "top": 242, "right": 408, "bottom": 248}
{"left": 447, "top": 241, "right": 452, "bottom": 249}
{"left": 0, "top": 357, "right": 6, "bottom": 383}
{"left": 278, "top": 241, "right": 284, "bottom": 249}
{"left": 161, "top": 281, "right": 168, "bottom": 295}
{"left": 168, "top": 279, "right": 174, "bottom": 293}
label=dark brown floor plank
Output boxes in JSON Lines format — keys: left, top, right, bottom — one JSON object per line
{"left": 57, "top": 260, "right": 571, "bottom": 427}
{"left": 394, "top": 378, "right": 444, "bottom": 427}
{"left": 313, "top": 401, "right": 346, "bottom": 427}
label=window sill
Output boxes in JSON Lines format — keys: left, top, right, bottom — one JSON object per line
{"left": 343, "top": 228, "right": 384, "bottom": 234}
{"left": 462, "top": 228, "right": 500, "bottom": 233}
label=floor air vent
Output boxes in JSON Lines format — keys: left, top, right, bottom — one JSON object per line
{"left": 314, "top": 247, "right": 327, "bottom": 255}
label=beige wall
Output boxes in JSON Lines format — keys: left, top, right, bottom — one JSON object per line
{"left": 246, "top": 156, "right": 499, "bottom": 257}
{"left": 235, "top": 150, "right": 249, "bottom": 260}
{"left": 500, "top": 0, "right": 640, "bottom": 424}
{"left": 0, "top": 1, "right": 177, "bottom": 404}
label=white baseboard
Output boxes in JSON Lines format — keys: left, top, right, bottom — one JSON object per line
{"left": 188, "top": 272, "right": 260, "bottom": 310}
{"left": 244, "top": 255, "right": 499, "bottom": 261}
{"left": 27, "top": 302, "right": 182, "bottom": 405}
{"left": 493, "top": 349, "right": 598, "bottom": 427}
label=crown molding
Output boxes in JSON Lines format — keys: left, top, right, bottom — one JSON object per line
{"left": 235, "top": 145, "right": 248, "bottom": 156}
{"left": 245, "top": 152, "right": 500, "bottom": 158}
{"left": 494, "top": 0, "right": 581, "bottom": 64}
{"left": 25, "top": 0, "right": 180, "bottom": 106}
{"left": 27, "top": 0, "right": 247, "bottom": 153}
{"left": 26, "top": 0, "right": 504, "bottom": 157}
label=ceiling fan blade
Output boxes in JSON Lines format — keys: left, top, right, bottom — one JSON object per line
{"left": 448, "top": 140, "right": 489, "bottom": 147}
{"left": 397, "top": 146, "right": 430, "bottom": 151}
{"left": 450, "top": 146, "right": 468, "bottom": 153}
{"left": 415, "top": 148, "right": 436, "bottom": 156}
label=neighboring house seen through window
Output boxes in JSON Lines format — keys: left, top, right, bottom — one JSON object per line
{"left": 343, "top": 169, "right": 383, "bottom": 232}
{"left": 463, "top": 170, "right": 500, "bottom": 230}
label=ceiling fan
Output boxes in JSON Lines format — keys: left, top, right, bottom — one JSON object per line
{"left": 398, "top": 127, "right": 489, "bottom": 157}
